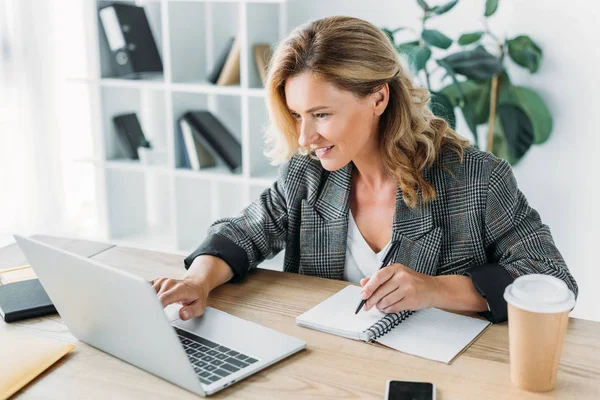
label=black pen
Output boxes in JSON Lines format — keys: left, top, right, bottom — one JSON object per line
{"left": 354, "top": 241, "right": 399, "bottom": 314}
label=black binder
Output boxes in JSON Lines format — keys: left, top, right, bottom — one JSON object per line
{"left": 113, "top": 113, "right": 149, "bottom": 160}
{"left": 183, "top": 111, "right": 242, "bottom": 172}
{"left": 98, "top": 3, "right": 163, "bottom": 78}
{"left": 0, "top": 279, "right": 57, "bottom": 323}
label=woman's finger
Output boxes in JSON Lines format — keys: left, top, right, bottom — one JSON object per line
{"left": 365, "top": 276, "right": 401, "bottom": 311}
{"left": 381, "top": 297, "right": 410, "bottom": 314}
{"left": 360, "top": 267, "right": 395, "bottom": 300}
{"left": 376, "top": 285, "right": 407, "bottom": 312}
{"left": 360, "top": 277, "right": 370, "bottom": 287}
{"left": 152, "top": 278, "right": 166, "bottom": 292}
{"left": 155, "top": 278, "right": 178, "bottom": 295}
{"left": 180, "top": 299, "right": 207, "bottom": 320}
{"left": 158, "top": 284, "right": 193, "bottom": 308}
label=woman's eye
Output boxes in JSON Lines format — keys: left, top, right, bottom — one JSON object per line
{"left": 314, "top": 113, "right": 329, "bottom": 119}
{"left": 291, "top": 112, "right": 301, "bottom": 120}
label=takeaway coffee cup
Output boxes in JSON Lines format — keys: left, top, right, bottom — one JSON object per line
{"left": 503, "top": 274, "right": 576, "bottom": 392}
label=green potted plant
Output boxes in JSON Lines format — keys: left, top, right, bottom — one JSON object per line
{"left": 383, "top": 0, "right": 551, "bottom": 165}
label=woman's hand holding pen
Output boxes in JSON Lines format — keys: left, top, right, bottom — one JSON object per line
{"left": 359, "top": 264, "right": 441, "bottom": 314}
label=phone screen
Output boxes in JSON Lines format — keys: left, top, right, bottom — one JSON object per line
{"left": 386, "top": 380, "right": 434, "bottom": 400}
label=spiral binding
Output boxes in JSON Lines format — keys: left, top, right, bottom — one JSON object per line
{"left": 363, "top": 310, "right": 415, "bottom": 341}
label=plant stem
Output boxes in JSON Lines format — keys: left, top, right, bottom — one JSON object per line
{"left": 421, "top": 12, "right": 431, "bottom": 90}
{"left": 482, "top": 17, "right": 502, "bottom": 47}
{"left": 487, "top": 75, "right": 499, "bottom": 152}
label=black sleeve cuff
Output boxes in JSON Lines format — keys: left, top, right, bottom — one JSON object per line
{"left": 183, "top": 234, "right": 249, "bottom": 283}
{"left": 464, "top": 263, "right": 515, "bottom": 323}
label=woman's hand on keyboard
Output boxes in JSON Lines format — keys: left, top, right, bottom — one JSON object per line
{"left": 151, "top": 276, "right": 209, "bottom": 320}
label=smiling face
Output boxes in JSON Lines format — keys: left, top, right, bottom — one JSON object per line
{"left": 284, "top": 72, "right": 387, "bottom": 171}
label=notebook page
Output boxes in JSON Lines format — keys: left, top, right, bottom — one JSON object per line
{"left": 376, "top": 308, "right": 490, "bottom": 364}
{"left": 296, "top": 285, "right": 385, "bottom": 340}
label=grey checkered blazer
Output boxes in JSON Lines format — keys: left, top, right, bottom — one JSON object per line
{"left": 185, "top": 146, "right": 578, "bottom": 322}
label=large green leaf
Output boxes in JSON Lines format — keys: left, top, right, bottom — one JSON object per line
{"left": 414, "top": 46, "right": 432, "bottom": 71}
{"left": 417, "top": 0, "right": 430, "bottom": 11}
{"left": 430, "top": 0, "right": 459, "bottom": 15}
{"left": 498, "top": 104, "right": 534, "bottom": 160}
{"left": 430, "top": 92, "right": 456, "bottom": 129}
{"left": 458, "top": 32, "right": 484, "bottom": 46}
{"left": 441, "top": 80, "right": 490, "bottom": 124}
{"left": 382, "top": 28, "right": 395, "bottom": 45}
{"left": 396, "top": 41, "right": 431, "bottom": 72}
{"left": 396, "top": 41, "right": 419, "bottom": 53}
{"left": 485, "top": 0, "right": 499, "bottom": 17}
{"left": 500, "top": 86, "right": 552, "bottom": 144}
{"left": 462, "top": 102, "right": 480, "bottom": 140}
{"left": 437, "top": 60, "right": 465, "bottom": 102}
{"left": 507, "top": 35, "right": 542, "bottom": 73}
{"left": 381, "top": 27, "right": 406, "bottom": 46}
{"left": 492, "top": 118, "right": 520, "bottom": 165}
{"left": 422, "top": 29, "right": 453, "bottom": 49}
{"left": 440, "top": 46, "right": 504, "bottom": 80}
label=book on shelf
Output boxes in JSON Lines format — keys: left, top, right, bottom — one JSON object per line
{"left": 209, "top": 36, "right": 240, "bottom": 86}
{"left": 182, "top": 111, "right": 242, "bottom": 172}
{"left": 207, "top": 36, "right": 235, "bottom": 84}
{"left": 98, "top": 3, "right": 163, "bottom": 79}
{"left": 177, "top": 117, "right": 216, "bottom": 170}
{"left": 253, "top": 43, "right": 272, "bottom": 86}
{"left": 112, "top": 113, "right": 150, "bottom": 160}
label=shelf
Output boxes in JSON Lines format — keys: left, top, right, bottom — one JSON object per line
{"left": 170, "top": 82, "right": 244, "bottom": 95}
{"left": 101, "top": 76, "right": 165, "bottom": 89}
{"left": 246, "top": 2, "right": 281, "bottom": 89}
{"left": 246, "top": 88, "right": 266, "bottom": 97}
{"left": 249, "top": 175, "right": 277, "bottom": 186}
{"left": 173, "top": 177, "right": 213, "bottom": 251}
{"left": 74, "top": 157, "right": 103, "bottom": 166}
{"left": 89, "top": 0, "right": 286, "bottom": 259}
{"left": 106, "top": 159, "right": 168, "bottom": 172}
{"left": 174, "top": 166, "right": 244, "bottom": 183}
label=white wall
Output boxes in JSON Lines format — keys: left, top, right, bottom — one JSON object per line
{"left": 287, "top": 0, "right": 600, "bottom": 321}
{"left": 3, "top": 0, "right": 597, "bottom": 321}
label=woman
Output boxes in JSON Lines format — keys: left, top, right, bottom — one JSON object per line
{"left": 152, "top": 16, "right": 577, "bottom": 324}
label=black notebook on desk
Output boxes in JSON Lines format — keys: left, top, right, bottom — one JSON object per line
{"left": 0, "top": 279, "right": 57, "bottom": 323}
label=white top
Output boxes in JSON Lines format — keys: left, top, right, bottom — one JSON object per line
{"left": 504, "top": 274, "right": 576, "bottom": 314}
{"left": 343, "top": 211, "right": 392, "bottom": 284}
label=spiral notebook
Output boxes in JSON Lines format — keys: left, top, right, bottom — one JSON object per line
{"left": 296, "top": 285, "right": 490, "bottom": 364}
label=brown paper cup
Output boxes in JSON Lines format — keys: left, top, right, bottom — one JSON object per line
{"left": 504, "top": 274, "right": 575, "bottom": 392}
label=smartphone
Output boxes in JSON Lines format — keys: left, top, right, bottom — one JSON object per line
{"left": 385, "top": 380, "right": 436, "bottom": 400}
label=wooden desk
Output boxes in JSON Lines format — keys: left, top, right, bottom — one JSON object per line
{"left": 2, "top": 237, "right": 599, "bottom": 399}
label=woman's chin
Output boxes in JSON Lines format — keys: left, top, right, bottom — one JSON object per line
{"left": 318, "top": 158, "right": 349, "bottom": 172}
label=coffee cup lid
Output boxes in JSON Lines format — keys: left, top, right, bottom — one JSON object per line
{"left": 503, "top": 274, "right": 575, "bottom": 314}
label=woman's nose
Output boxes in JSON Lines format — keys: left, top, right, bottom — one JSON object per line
{"left": 298, "top": 122, "right": 318, "bottom": 148}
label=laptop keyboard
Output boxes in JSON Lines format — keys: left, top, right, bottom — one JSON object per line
{"left": 174, "top": 326, "right": 259, "bottom": 385}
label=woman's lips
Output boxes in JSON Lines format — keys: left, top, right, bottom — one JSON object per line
{"left": 314, "top": 145, "right": 334, "bottom": 158}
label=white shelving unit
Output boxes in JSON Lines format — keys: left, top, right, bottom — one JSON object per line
{"left": 77, "top": 0, "right": 289, "bottom": 269}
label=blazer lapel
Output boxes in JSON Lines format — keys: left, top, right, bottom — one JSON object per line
{"left": 299, "top": 163, "right": 352, "bottom": 279}
{"left": 390, "top": 180, "right": 443, "bottom": 276}
{"left": 298, "top": 163, "right": 443, "bottom": 279}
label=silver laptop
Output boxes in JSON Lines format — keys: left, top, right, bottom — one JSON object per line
{"left": 14, "top": 235, "right": 306, "bottom": 397}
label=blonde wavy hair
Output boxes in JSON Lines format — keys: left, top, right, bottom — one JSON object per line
{"left": 264, "top": 16, "right": 470, "bottom": 208}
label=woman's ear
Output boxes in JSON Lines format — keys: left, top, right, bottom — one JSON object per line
{"left": 372, "top": 83, "right": 389, "bottom": 116}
